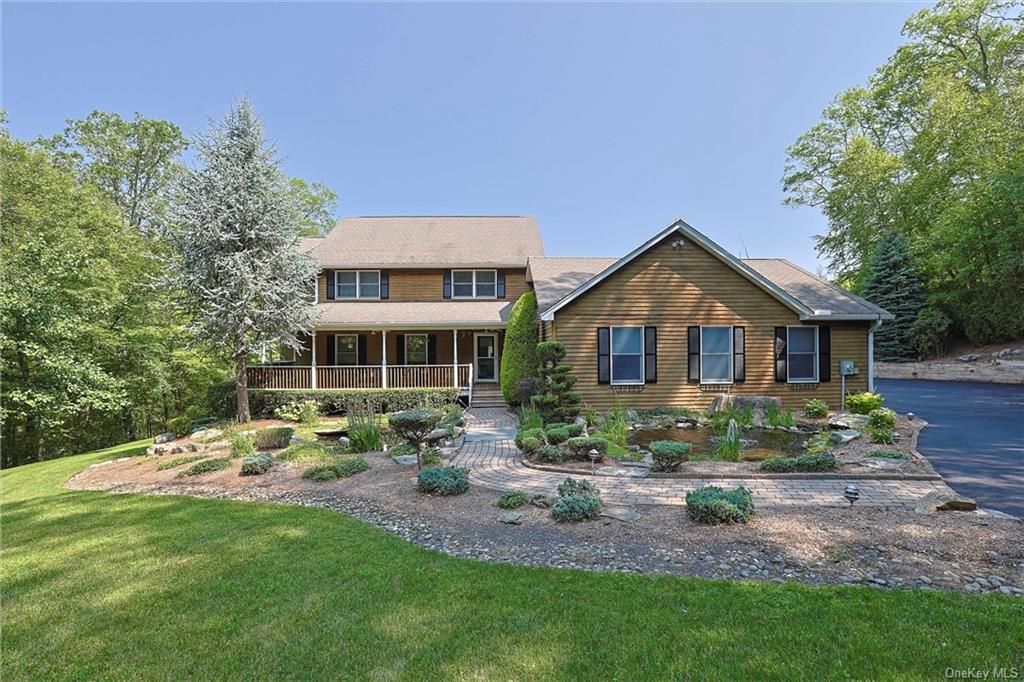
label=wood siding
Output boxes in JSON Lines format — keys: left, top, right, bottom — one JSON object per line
{"left": 549, "top": 235, "right": 870, "bottom": 410}
{"left": 317, "top": 268, "right": 528, "bottom": 303}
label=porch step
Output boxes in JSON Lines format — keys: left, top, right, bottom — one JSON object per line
{"left": 470, "top": 384, "right": 509, "bottom": 409}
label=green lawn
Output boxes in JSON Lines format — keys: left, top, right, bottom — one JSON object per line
{"left": 2, "top": 443, "right": 1022, "bottom": 679}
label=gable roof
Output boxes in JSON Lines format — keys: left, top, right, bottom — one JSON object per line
{"left": 527, "top": 257, "right": 618, "bottom": 313}
{"left": 310, "top": 216, "right": 544, "bottom": 268}
{"left": 538, "top": 219, "right": 892, "bottom": 322}
{"left": 313, "top": 300, "right": 512, "bottom": 329}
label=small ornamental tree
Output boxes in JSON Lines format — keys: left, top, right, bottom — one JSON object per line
{"left": 163, "top": 99, "right": 318, "bottom": 422}
{"left": 499, "top": 290, "right": 540, "bottom": 404}
{"left": 531, "top": 341, "right": 581, "bottom": 423}
{"left": 861, "top": 231, "right": 927, "bottom": 361}
{"left": 388, "top": 409, "right": 441, "bottom": 468}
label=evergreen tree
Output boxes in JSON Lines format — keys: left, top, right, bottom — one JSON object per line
{"left": 163, "top": 99, "right": 318, "bottom": 422}
{"left": 499, "top": 290, "right": 539, "bottom": 404}
{"left": 861, "top": 231, "right": 926, "bottom": 361}
{"left": 531, "top": 341, "right": 581, "bottom": 422}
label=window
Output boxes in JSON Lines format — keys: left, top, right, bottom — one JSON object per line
{"left": 452, "top": 270, "right": 497, "bottom": 299}
{"left": 700, "top": 326, "right": 733, "bottom": 384}
{"left": 336, "top": 334, "right": 358, "bottom": 366}
{"left": 787, "top": 326, "right": 818, "bottom": 382}
{"left": 610, "top": 326, "right": 644, "bottom": 384}
{"left": 335, "top": 271, "right": 380, "bottom": 299}
{"left": 405, "top": 334, "right": 428, "bottom": 365}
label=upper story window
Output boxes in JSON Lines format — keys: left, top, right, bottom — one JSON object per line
{"left": 700, "top": 326, "right": 733, "bottom": 384}
{"left": 787, "top": 326, "right": 818, "bottom": 382}
{"left": 336, "top": 270, "right": 380, "bottom": 299}
{"left": 610, "top": 326, "right": 644, "bottom": 385}
{"left": 452, "top": 270, "right": 497, "bottom": 299}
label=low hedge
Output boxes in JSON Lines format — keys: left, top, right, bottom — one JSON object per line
{"left": 685, "top": 485, "right": 755, "bottom": 525}
{"left": 649, "top": 440, "right": 691, "bottom": 472}
{"left": 240, "top": 453, "right": 274, "bottom": 476}
{"left": 563, "top": 436, "right": 609, "bottom": 460}
{"left": 759, "top": 453, "right": 838, "bottom": 473}
{"left": 248, "top": 388, "right": 460, "bottom": 418}
{"left": 534, "top": 444, "right": 566, "bottom": 463}
{"left": 417, "top": 466, "right": 470, "bottom": 496}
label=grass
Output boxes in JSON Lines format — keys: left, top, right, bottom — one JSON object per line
{"left": 2, "top": 443, "right": 1022, "bottom": 679}
{"left": 277, "top": 441, "right": 340, "bottom": 463}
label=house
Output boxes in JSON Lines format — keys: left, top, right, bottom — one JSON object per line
{"left": 248, "top": 216, "right": 892, "bottom": 410}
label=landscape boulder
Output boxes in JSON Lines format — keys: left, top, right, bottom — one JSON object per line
{"left": 154, "top": 432, "right": 177, "bottom": 444}
{"left": 829, "top": 429, "right": 861, "bottom": 446}
{"left": 914, "top": 490, "right": 977, "bottom": 513}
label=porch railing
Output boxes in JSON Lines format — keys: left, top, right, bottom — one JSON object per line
{"left": 246, "top": 364, "right": 474, "bottom": 391}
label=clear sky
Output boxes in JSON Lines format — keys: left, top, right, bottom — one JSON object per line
{"left": 3, "top": 1, "right": 928, "bottom": 271}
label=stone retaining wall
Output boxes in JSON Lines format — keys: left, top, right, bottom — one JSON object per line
{"left": 876, "top": 361, "right": 1024, "bottom": 384}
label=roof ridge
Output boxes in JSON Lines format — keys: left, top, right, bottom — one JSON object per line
{"left": 347, "top": 215, "right": 534, "bottom": 219}
{"left": 532, "top": 256, "right": 617, "bottom": 260}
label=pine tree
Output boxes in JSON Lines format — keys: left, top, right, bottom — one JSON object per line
{"left": 531, "top": 341, "right": 581, "bottom": 422}
{"left": 861, "top": 231, "right": 926, "bottom": 361}
{"left": 163, "top": 99, "right": 318, "bottom": 422}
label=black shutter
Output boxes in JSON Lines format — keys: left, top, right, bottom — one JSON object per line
{"left": 497, "top": 270, "right": 506, "bottom": 299}
{"left": 688, "top": 326, "right": 700, "bottom": 383}
{"left": 325, "top": 270, "right": 335, "bottom": 300}
{"left": 597, "top": 328, "right": 610, "bottom": 384}
{"left": 325, "top": 334, "right": 336, "bottom": 366}
{"left": 380, "top": 270, "right": 389, "bottom": 299}
{"left": 644, "top": 326, "right": 657, "bottom": 384}
{"left": 733, "top": 326, "right": 746, "bottom": 383}
{"left": 358, "top": 334, "right": 368, "bottom": 365}
{"left": 443, "top": 271, "right": 452, "bottom": 299}
{"left": 774, "top": 327, "right": 787, "bottom": 382}
{"left": 396, "top": 334, "right": 405, "bottom": 365}
{"left": 427, "top": 335, "right": 437, "bottom": 364}
{"left": 818, "top": 326, "right": 831, "bottom": 382}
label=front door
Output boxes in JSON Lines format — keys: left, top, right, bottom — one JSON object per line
{"left": 474, "top": 333, "right": 498, "bottom": 382}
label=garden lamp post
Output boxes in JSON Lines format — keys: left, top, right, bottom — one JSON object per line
{"left": 844, "top": 484, "right": 860, "bottom": 506}
{"left": 588, "top": 448, "right": 601, "bottom": 472}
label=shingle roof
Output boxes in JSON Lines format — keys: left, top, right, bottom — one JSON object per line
{"left": 527, "top": 257, "right": 617, "bottom": 313}
{"left": 313, "top": 300, "right": 513, "bottom": 328}
{"left": 298, "top": 237, "right": 322, "bottom": 252}
{"left": 741, "top": 259, "right": 892, "bottom": 319}
{"left": 311, "top": 216, "right": 544, "bottom": 268}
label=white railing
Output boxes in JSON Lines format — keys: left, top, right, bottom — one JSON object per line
{"left": 247, "top": 364, "right": 474, "bottom": 391}
{"left": 246, "top": 365, "right": 312, "bottom": 390}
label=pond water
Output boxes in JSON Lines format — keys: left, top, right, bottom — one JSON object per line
{"left": 627, "top": 426, "right": 807, "bottom": 461}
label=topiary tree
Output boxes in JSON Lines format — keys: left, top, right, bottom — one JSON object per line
{"left": 861, "top": 231, "right": 927, "bottom": 361}
{"left": 499, "top": 291, "right": 540, "bottom": 404}
{"left": 388, "top": 409, "right": 441, "bottom": 468}
{"left": 531, "top": 341, "right": 581, "bottom": 423}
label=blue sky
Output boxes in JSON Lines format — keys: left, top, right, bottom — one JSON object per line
{"left": 3, "top": 2, "right": 927, "bottom": 271}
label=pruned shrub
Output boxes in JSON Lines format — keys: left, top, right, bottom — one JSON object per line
{"left": 248, "top": 388, "right": 460, "bottom": 419}
{"left": 497, "top": 492, "right": 526, "bottom": 509}
{"left": 531, "top": 341, "right": 581, "bottom": 423}
{"left": 759, "top": 453, "right": 838, "bottom": 473}
{"left": 500, "top": 290, "right": 540, "bottom": 404}
{"left": 416, "top": 466, "right": 470, "bottom": 496}
{"left": 179, "top": 457, "right": 231, "bottom": 477}
{"left": 557, "top": 477, "right": 599, "bottom": 499}
{"left": 254, "top": 427, "right": 293, "bottom": 450}
{"left": 514, "top": 428, "right": 545, "bottom": 449}
{"left": 551, "top": 494, "right": 602, "bottom": 522}
{"left": 240, "top": 453, "right": 274, "bottom": 476}
{"left": 563, "top": 436, "right": 609, "bottom": 460}
{"left": 650, "top": 440, "right": 691, "bottom": 472}
{"left": 302, "top": 456, "right": 369, "bottom": 482}
{"left": 534, "top": 444, "right": 566, "bottom": 463}
{"left": 803, "top": 398, "right": 829, "bottom": 419}
{"left": 274, "top": 399, "right": 320, "bottom": 425}
{"left": 870, "top": 427, "right": 895, "bottom": 444}
{"left": 229, "top": 431, "right": 255, "bottom": 458}
{"left": 685, "top": 486, "right": 755, "bottom": 525}
{"left": 545, "top": 426, "right": 573, "bottom": 444}
{"left": 867, "top": 407, "right": 897, "bottom": 429}
{"left": 389, "top": 408, "right": 441, "bottom": 465}
{"left": 845, "top": 392, "right": 884, "bottom": 415}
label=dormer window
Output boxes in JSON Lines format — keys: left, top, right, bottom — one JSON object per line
{"left": 452, "top": 270, "right": 497, "bottom": 299}
{"left": 335, "top": 270, "right": 380, "bottom": 299}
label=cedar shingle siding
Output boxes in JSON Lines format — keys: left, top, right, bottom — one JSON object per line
{"left": 548, "top": 235, "right": 869, "bottom": 410}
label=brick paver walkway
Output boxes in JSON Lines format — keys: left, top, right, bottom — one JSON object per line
{"left": 455, "top": 409, "right": 953, "bottom": 508}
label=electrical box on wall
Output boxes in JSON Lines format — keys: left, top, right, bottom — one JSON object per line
{"left": 840, "top": 360, "right": 859, "bottom": 376}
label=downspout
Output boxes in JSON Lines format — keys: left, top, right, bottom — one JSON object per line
{"left": 867, "top": 316, "right": 883, "bottom": 394}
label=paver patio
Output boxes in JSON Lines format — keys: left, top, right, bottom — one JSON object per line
{"left": 454, "top": 409, "right": 953, "bottom": 508}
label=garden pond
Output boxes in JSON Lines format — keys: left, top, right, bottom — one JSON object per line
{"left": 627, "top": 425, "right": 812, "bottom": 462}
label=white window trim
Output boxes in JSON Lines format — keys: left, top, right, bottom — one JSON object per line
{"left": 405, "top": 333, "right": 428, "bottom": 366}
{"left": 451, "top": 269, "right": 498, "bottom": 299}
{"left": 335, "top": 270, "right": 381, "bottom": 300}
{"left": 787, "top": 325, "right": 819, "bottom": 383}
{"left": 610, "top": 326, "right": 645, "bottom": 386}
{"left": 335, "top": 334, "right": 359, "bottom": 366}
{"left": 700, "top": 325, "right": 734, "bottom": 385}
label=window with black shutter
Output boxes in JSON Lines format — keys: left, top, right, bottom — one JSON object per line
{"left": 597, "top": 328, "right": 610, "bottom": 384}
{"left": 644, "top": 326, "right": 657, "bottom": 383}
{"left": 497, "top": 270, "right": 506, "bottom": 299}
{"left": 443, "top": 271, "right": 452, "bottom": 299}
{"left": 358, "top": 334, "right": 368, "bottom": 365}
{"left": 396, "top": 333, "right": 406, "bottom": 365}
{"left": 687, "top": 326, "right": 700, "bottom": 383}
{"left": 774, "top": 327, "right": 787, "bottom": 382}
{"left": 733, "top": 326, "right": 745, "bottom": 383}
{"left": 818, "top": 326, "right": 831, "bottom": 382}
{"left": 325, "top": 334, "right": 336, "bottom": 365}
{"left": 380, "top": 270, "right": 389, "bottom": 300}
{"left": 325, "top": 270, "right": 335, "bottom": 300}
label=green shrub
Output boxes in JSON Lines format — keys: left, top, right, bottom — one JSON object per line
{"left": 240, "top": 453, "right": 274, "bottom": 476}
{"left": 389, "top": 409, "right": 441, "bottom": 445}
{"left": 274, "top": 399, "right": 320, "bottom": 425}
{"left": 552, "top": 494, "right": 602, "bottom": 522}
{"left": 420, "top": 448, "right": 442, "bottom": 466}
{"left": 563, "top": 436, "right": 609, "bottom": 460}
{"left": 348, "top": 424, "right": 382, "bottom": 452}
{"left": 685, "top": 486, "right": 755, "bottom": 524}
{"left": 500, "top": 291, "right": 540, "bottom": 404}
{"left": 870, "top": 427, "right": 895, "bottom": 444}
{"left": 497, "top": 492, "right": 526, "bottom": 509}
{"left": 803, "top": 399, "right": 829, "bottom": 419}
{"left": 912, "top": 305, "right": 953, "bottom": 359}
{"left": 805, "top": 433, "right": 832, "bottom": 456}
{"left": 416, "top": 466, "right": 470, "bottom": 496}
{"left": 545, "top": 426, "right": 573, "bottom": 444}
{"left": 388, "top": 442, "right": 418, "bottom": 458}
{"left": 278, "top": 441, "right": 336, "bottom": 462}
{"left": 867, "top": 407, "right": 897, "bottom": 429}
{"left": 515, "top": 428, "right": 545, "bottom": 450}
{"left": 248, "top": 388, "right": 461, "bottom": 419}
{"left": 166, "top": 415, "right": 192, "bottom": 437}
{"left": 650, "top": 440, "right": 691, "bottom": 472}
{"left": 156, "top": 455, "right": 208, "bottom": 471}
{"left": 229, "top": 431, "right": 255, "bottom": 458}
{"left": 254, "top": 427, "right": 293, "bottom": 450}
{"left": 518, "top": 436, "right": 542, "bottom": 455}
{"left": 518, "top": 404, "right": 544, "bottom": 430}
{"left": 302, "top": 456, "right": 369, "bottom": 482}
{"left": 867, "top": 449, "right": 907, "bottom": 459}
{"left": 759, "top": 453, "right": 838, "bottom": 473}
{"left": 531, "top": 341, "right": 581, "bottom": 423}
{"left": 557, "top": 477, "right": 599, "bottom": 499}
{"left": 846, "top": 392, "right": 884, "bottom": 415}
{"left": 532, "top": 444, "right": 565, "bottom": 463}
{"left": 179, "top": 457, "right": 231, "bottom": 477}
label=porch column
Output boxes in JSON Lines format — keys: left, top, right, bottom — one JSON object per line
{"left": 452, "top": 329, "right": 459, "bottom": 387}
{"left": 381, "top": 329, "right": 388, "bottom": 388}
{"left": 311, "top": 330, "right": 317, "bottom": 389}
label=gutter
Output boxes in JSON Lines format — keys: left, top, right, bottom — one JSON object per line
{"left": 867, "top": 315, "right": 884, "bottom": 393}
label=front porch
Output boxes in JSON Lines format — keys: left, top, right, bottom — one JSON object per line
{"left": 247, "top": 328, "right": 503, "bottom": 397}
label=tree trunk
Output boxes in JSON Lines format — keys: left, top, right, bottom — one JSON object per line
{"left": 235, "top": 352, "right": 251, "bottom": 423}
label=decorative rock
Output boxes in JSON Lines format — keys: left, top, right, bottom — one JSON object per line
{"left": 392, "top": 455, "right": 418, "bottom": 466}
{"left": 828, "top": 414, "right": 869, "bottom": 430}
{"left": 154, "top": 432, "right": 177, "bottom": 444}
{"left": 574, "top": 417, "right": 588, "bottom": 427}
{"left": 337, "top": 436, "right": 351, "bottom": 449}
{"left": 601, "top": 507, "right": 641, "bottom": 523}
{"left": 958, "top": 353, "right": 981, "bottom": 362}
{"left": 527, "top": 493, "right": 558, "bottom": 508}
{"left": 829, "top": 429, "right": 861, "bottom": 446}
{"left": 914, "top": 490, "right": 978, "bottom": 513}
{"left": 191, "top": 428, "right": 223, "bottom": 442}
{"left": 423, "top": 428, "right": 450, "bottom": 444}
{"left": 975, "top": 508, "right": 1020, "bottom": 521}
{"left": 594, "top": 466, "right": 648, "bottom": 478}
{"left": 856, "top": 456, "right": 908, "bottom": 471}
{"left": 498, "top": 511, "right": 524, "bottom": 525}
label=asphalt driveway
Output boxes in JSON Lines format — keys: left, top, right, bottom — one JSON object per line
{"left": 876, "top": 379, "right": 1024, "bottom": 518}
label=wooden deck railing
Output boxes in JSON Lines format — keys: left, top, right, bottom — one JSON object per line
{"left": 317, "top": 366, "right": 382, "bottom": 389}
{"left": 246, "top": 364, "right": 473, "bottom": 391}
{"left": 246, "top": 366, "right": 312, "bottom": 390}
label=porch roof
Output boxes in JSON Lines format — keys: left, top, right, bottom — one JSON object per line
{"left": 312, "top": 300, "right": 513, "bottom": 329}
